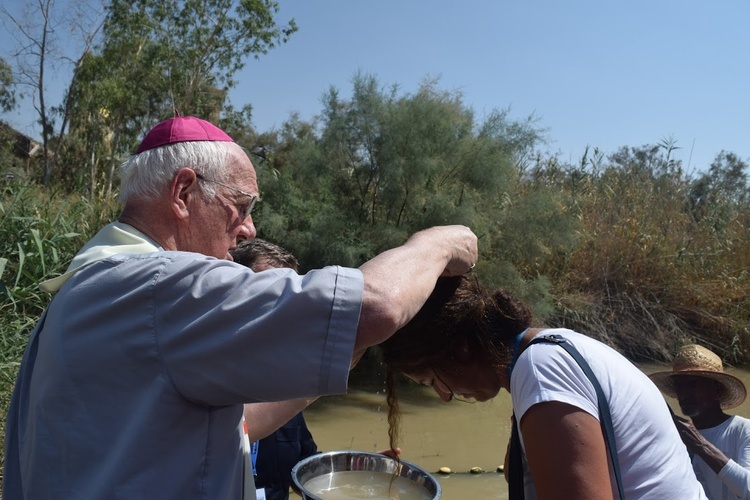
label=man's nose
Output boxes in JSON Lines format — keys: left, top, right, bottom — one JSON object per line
{"left": 433, "top": 386, "right": 453, "bottom": 402}
{"left": 237, "top": 217, "right": 257, "bottom": 242}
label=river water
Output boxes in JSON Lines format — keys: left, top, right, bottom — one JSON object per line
{"left": 294, "top": 360, "right": 750, "bottom": 499}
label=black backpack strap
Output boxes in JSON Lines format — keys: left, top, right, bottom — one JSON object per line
{"left": 508, "top": 412, "right": 524, "bottom": 499}
{"left": 511, "top": 334, "right": 625, "bottom": 500}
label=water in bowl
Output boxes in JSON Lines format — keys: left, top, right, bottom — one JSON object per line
{"left": 303, "top": 470, "right": 433, "bottom": 500}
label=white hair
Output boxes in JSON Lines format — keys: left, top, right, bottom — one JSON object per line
{"left": 118, "top": 141, "right": 247, "bottom": 204}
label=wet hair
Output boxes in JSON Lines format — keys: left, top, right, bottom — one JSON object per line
{"left": 119, "top": 141, "right": 246, "bottom": 204}
{"left": 231, "top": 239, "right": 298, "bottom": 272}
{"left": 379, "top": 275, "right": 533, "bottom": 453}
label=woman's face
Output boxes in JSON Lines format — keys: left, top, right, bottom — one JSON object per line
{"left": 405, "top": 359, "right": 503, "bottom": 403}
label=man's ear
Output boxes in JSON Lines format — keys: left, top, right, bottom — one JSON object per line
{"left": 170, "top": 167, "right": 200, "bottom": 220}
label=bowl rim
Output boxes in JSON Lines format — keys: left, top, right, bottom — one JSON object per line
{"left": 291, "top": 449, "right": 441, "bottom": 499}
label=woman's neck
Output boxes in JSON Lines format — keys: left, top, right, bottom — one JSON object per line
{"left": 505, "top": 327, "right": 545, "bottom": 391}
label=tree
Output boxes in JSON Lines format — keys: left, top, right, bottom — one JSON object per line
{"left": 1, "top": 0, "right": 105, "bottom": 184}
{"left": 689, "top": 151, "right": 749, "bottom": 222}
{"left": 1, "top": 0, "right": 56, "bottom": 179}
{"left": 252, "top": 73, "right": 571, "bottom": 317}
{"left": 64, "top": 0, "right": 296, "bottom": 197}
{"left": 0, "top": 57, "right": 19, "bottom": 173}
{"left": 0, "top": 57, "right": 16, "bottom": 113}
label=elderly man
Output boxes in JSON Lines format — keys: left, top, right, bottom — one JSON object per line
{"left": 650, "top": 344, "right": 750, "bottom": 500}
{"left": 3, "top": 116, "right": 477, "bottom": 499}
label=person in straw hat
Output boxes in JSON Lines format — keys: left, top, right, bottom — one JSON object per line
{"left": 650, "top": 344, "right": 750, "bottom": 500}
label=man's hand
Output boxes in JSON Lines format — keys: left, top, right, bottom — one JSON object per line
{"left": 406, "top": 225, "right": 478, "bottom": 277}
{"left": 673, "top": 414, "right": 730, "bottom": 474}
{"left": 673, "top": 414, "right": 704, "bottom": 454}
{"left": 355, "top": 225, "right": 478, "bottom": 351}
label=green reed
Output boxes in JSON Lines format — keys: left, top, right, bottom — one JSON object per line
{"left": 0, "top": 181, "right": 119, "bottom": 473}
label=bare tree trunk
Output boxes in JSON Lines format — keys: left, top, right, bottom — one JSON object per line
{"left": 37, "top": 0, "right": 52, "bottom": 184}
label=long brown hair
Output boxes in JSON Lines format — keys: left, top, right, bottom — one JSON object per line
{"left": 379, "top": 275, "right": 533, "bottom": 453}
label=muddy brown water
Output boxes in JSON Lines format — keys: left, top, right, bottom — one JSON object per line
{"left": 293, "top": 362, "right": 750, "bottom": 499}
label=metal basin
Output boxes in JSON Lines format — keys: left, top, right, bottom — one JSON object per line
{"left": 292, "top": 450, "right": 441, "bottom": 499}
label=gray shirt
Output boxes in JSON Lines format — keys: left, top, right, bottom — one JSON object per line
{"left": 4, "top": 243, "right": 362, "bottom": 499}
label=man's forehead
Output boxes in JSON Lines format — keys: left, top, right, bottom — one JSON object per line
{"left": 228, "top": 153, "right": 259, "bottom": 192}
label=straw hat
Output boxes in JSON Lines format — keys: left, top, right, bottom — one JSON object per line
{"left": 649, "top": 344, "right": 747, "bottom": 410}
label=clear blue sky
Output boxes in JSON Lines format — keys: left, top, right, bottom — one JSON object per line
{"left": 235, "top": 0, "right": 750, "bottom": 173}
{"left": 3, "top": 0, "right": 749, "bottom": 173}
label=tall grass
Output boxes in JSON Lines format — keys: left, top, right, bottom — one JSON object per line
{"left": 528, "top": 150, "right": 750, "bottom": 362}
{"left": 0, "top": 181, "right": 119, "bottom": 474}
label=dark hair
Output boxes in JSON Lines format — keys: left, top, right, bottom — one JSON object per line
{"left": 379, "top": 275, "right": 533, "bottom": 453}
{"left": 231, "top": 239, "right": 298, "bottom": 271}
{"left": 380, "top": 275, "right": 532, "bottom": 375}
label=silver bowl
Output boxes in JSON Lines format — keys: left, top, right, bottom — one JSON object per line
{"left": 292, "top": 450, "right": 441, "bottom": 499}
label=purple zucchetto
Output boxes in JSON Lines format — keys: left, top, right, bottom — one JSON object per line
{"left": 135, "top": 116, "right": 234, "bottom": 154}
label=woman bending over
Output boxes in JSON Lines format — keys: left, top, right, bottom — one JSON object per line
{"left": 379, "top": 275, "right": 706, "bottom": 500}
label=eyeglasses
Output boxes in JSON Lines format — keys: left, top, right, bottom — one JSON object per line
{"left": 195, "top": 173, "right": 258, "bottom": 218}
{"left": 433, "top": 370, "right": 475, "bottom": 404}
